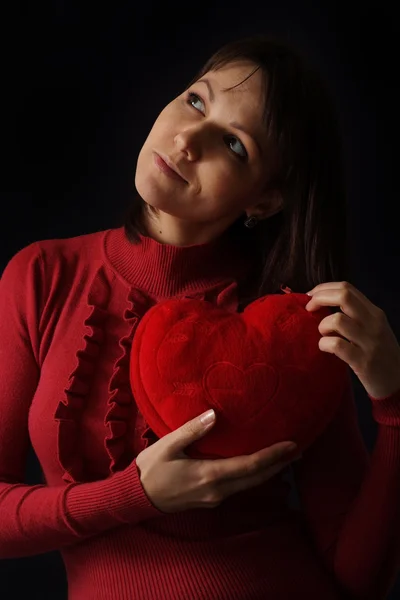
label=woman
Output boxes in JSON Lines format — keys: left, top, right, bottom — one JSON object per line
{"left": 1, "top": 35, "right": 400, "bottom": 600}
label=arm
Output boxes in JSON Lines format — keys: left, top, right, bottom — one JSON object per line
{"left": 0, "top": 243, "right": 163, "bottom": 559}
{"left": 293, "top": 370, "right": 400, "bottom": 599}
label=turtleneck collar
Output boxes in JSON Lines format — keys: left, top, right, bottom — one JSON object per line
{"left": 103, "top": 226, "right": 254, "bottom": 299}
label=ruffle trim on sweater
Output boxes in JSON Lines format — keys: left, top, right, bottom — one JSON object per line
{"left": 54, "top": 266, "right": 112, "bottom": 483}
{"left": 54, "top": 268, "right": 241, "bottom": 483}
{"left": 104, "top": 284, "right": 151, "bottom": 475}
{"left": 53, "top": 267, "right": 153, "bottom": 483}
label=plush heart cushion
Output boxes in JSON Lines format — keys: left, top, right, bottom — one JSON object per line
{"left": 130, "top": 292, "right": 349, "bottom": 460}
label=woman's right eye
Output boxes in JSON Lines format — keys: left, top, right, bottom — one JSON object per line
{"left": 186, "top": 92, "right": 205, "bottom": 113}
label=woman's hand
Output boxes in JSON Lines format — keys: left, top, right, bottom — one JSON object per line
{"left": 305, "top": 281, "right": 400, "bottom": 400}
{"left": 135, "top": 410, "right": 302, "bottom": 514}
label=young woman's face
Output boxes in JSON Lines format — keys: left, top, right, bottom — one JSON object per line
{"left": 135, "top": 61, "right": 276, "bottom": 228}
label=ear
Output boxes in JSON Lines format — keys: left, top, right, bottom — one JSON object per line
{"left": 246, "top": 189, "right": 283, "bottom": 221}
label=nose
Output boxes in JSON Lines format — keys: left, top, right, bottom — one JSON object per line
{"left": 174, "top": 124, "right": 202, "bottom": 161}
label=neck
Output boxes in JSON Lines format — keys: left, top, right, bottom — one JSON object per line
{"left": 104, "top": 226, "right": 256, "bottom": 300}
{"left": 144, "top": 207, "right": 242, "bottom": 247}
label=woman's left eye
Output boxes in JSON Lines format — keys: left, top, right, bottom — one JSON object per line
{"left": 224, "top": 136, "right": 248, "bottom": 159}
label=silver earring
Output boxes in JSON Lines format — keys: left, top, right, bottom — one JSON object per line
{"left": 244, "top": 215, "right": 259, "bottom": 229}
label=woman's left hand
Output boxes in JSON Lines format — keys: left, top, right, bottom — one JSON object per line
{"left": 305, "top": 281, "right": 400, "bottom": 400}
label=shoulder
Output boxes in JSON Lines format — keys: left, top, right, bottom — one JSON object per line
{"left": 1, "top": 240, "right": 43, "bottom": 287}
{"left": 2, "top": 228, "right": 111, "bottom": 276}
{"left": 36, "top": 228, "right": 110, "bottom": 268}
{"left": 1, "top": 228, "right": 114, "bottom": 306}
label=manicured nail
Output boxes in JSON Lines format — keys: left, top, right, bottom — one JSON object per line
{"left": 284, "top": 443, "right": 297, "bottom": 452}
{"left": 200, "top": 410, "right": 215, "bottom": 425}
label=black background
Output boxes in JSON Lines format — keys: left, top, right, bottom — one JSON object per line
{"left": 1, "top": 2, "right": 399, "bottom": 597}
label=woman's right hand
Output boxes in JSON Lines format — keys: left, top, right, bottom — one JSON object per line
{"left": 135, "top": 410, "right": 302, "bottom": 514}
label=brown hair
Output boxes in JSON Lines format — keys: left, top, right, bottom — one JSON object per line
{"left": 122, "top": 34, "right": 352, "bottom": 303}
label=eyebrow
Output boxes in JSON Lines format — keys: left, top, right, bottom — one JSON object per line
{"left": 196, "top": 77, "right": 263, "bottom": 156}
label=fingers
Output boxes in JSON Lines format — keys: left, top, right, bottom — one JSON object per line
{"left": 220, "top": 458, "right": 292, "bottom": 500}
{"left": 207, "top": 442, "right": 298, "bottom": 483}
{"left": 164, "top": 410, "right": 217, "bottom": 457}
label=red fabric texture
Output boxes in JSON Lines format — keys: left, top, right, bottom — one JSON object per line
{"left": 131, "top": 293, "right": 348, "bottom": 459}
{"left": 1, "top": 227, "right": 400, "bottom": 600}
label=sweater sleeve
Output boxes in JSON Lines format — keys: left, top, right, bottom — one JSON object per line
{"left": 0, "top": 243, "right": 164, "bottom": 560}
{"left": 293, "top": 370, "right": 400, "bottom": 600}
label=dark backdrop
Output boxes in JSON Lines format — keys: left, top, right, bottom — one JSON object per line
{"left": 1, "top": 2, "right": 399, "bottom": 598}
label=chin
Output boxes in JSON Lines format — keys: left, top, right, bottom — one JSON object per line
{"left": 136, "top": 184, "right": 172, "bottom": 213}
{"left": 135, "top": 182, "right": 189, "bottom": 222}
{"left": 137, "top": 191, "right": 185, "bottom": 221}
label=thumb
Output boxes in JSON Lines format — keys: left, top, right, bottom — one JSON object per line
{"left": 164, "top": 410, "right": 216, "bottom": 457}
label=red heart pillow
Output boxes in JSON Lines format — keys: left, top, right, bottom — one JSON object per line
{"left": 130, "top": 292, "right": 349, "bottom": 460}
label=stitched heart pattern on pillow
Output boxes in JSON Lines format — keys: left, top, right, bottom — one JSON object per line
{"left": 130, "top": 292, "right": 349, "bottom": 460}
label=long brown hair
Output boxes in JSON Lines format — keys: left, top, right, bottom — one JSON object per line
{"left": 122, "top": 34, "right": 353, "bottom": 303}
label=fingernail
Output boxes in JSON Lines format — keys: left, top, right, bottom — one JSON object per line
{"left": 200, "top": 409, "right": 215, "bottom": 425}
{"left": 284, "top": 443, "right": 297, "bottom": 452}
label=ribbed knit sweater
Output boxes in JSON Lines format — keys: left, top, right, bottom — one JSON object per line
{"left": 1, "top": 226, "right": 400, "bottom": 600}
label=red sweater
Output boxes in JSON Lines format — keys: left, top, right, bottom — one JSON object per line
{"left": 1, "top": 226, "right": 400, "bottom": 600}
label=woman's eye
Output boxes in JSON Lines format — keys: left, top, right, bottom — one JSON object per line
{"left": 186, "top": 91, "right": 248, "bottom": 161}
{"left": 225, "top": 135, "right": 248, "bottom": 160}
{"left": 187, "top": 92, "right": 205, "bottom": 113}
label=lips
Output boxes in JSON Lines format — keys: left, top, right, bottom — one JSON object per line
{"left": 154, "top": 152, "right": 187, "bottom": 183}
